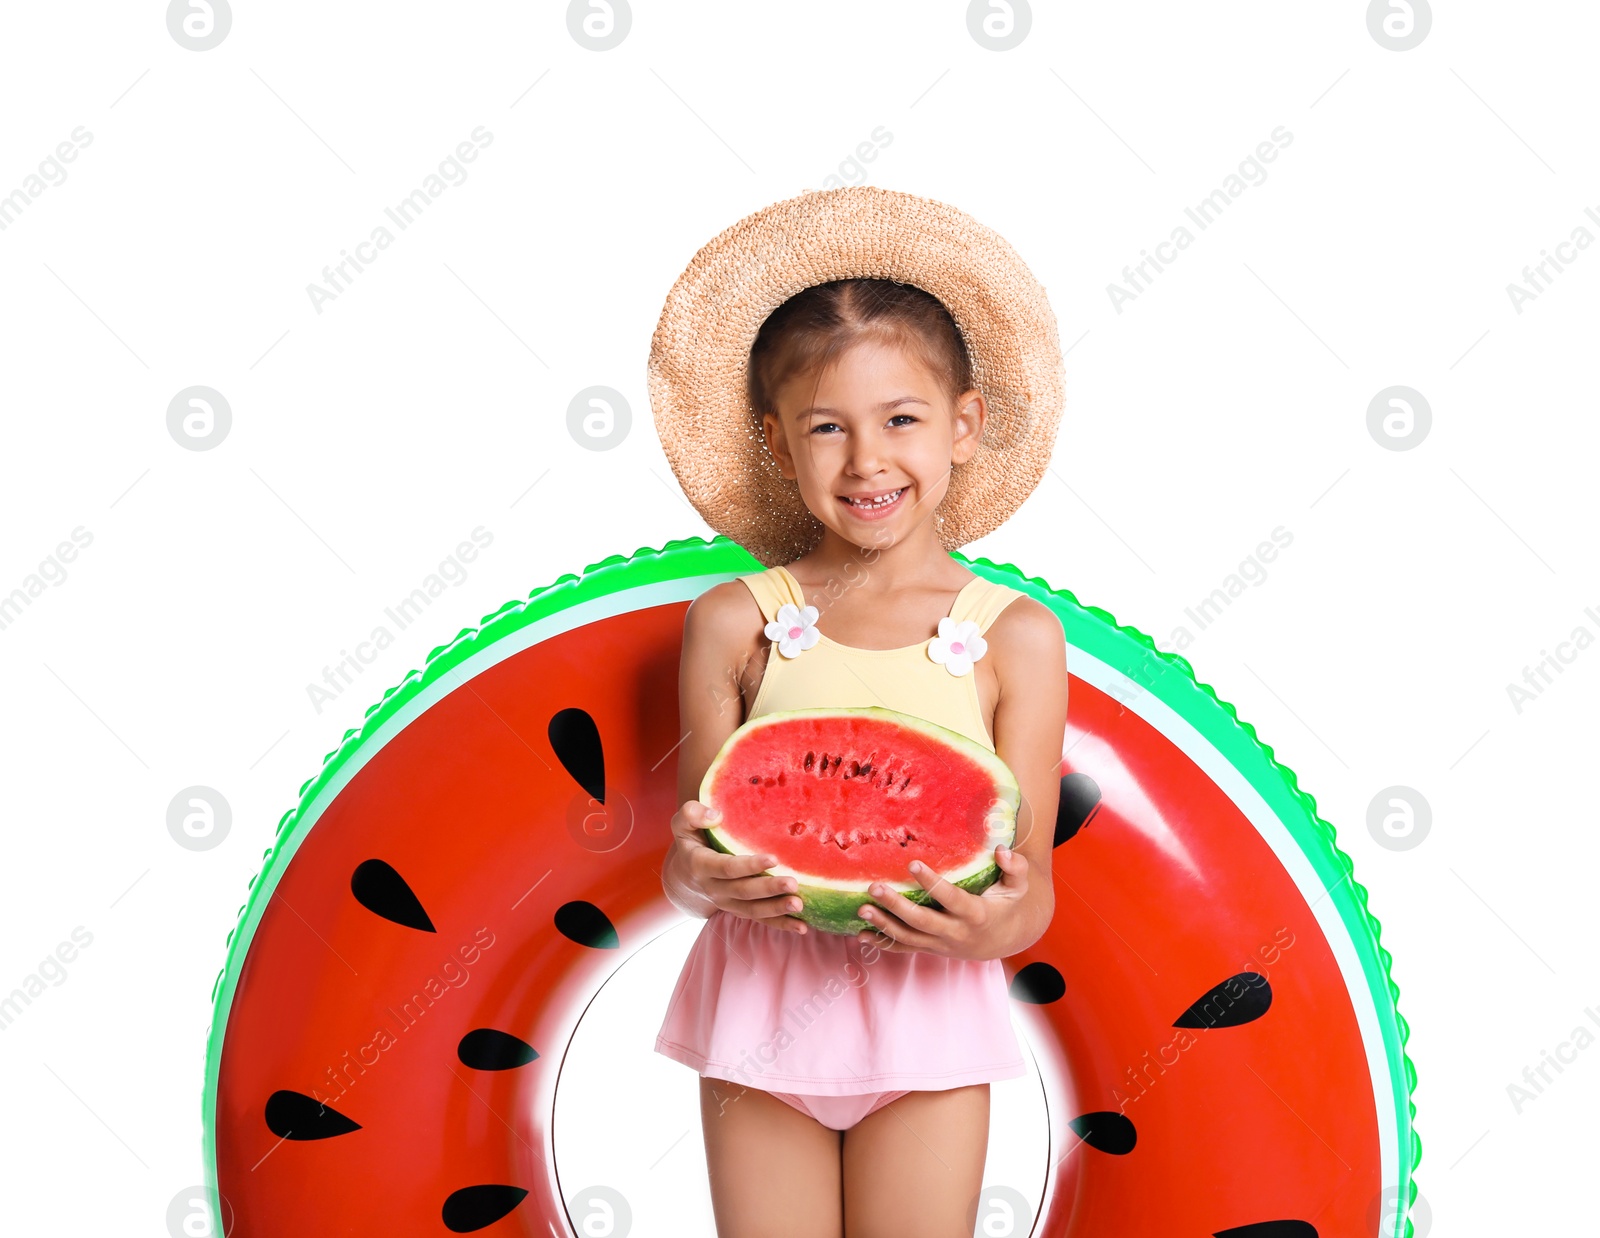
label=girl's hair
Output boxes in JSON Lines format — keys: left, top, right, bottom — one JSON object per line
{"left": 746, "top": 278, "right": 974, "bottom": 419}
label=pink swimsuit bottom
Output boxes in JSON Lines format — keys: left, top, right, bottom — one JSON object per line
{"left": 762, "top": 1088, "right": 910, "bottom": 1131}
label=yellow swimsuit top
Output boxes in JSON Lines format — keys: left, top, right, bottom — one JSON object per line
{"left": 738, "top": 563, "right": 1026, "bottom": 753}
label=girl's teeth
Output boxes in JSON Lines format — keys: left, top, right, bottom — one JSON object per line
{"left": 846, "top": 489, "right": 904, "bottom": 507}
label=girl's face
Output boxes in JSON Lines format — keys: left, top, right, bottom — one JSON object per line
{"left": 762, "top": 337, "right": 985, "bottom": 553}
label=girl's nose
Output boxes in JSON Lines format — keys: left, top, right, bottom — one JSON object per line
{"left": 847, "top": 435, "right": 886, "bottom": 475}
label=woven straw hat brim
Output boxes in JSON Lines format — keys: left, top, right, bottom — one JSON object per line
{"left": 647, "top": 185, "right": 1064, "bottom": 567}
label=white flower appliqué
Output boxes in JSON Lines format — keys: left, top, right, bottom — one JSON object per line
{"left": 927, "top": 618, "right": 987, "bottom": 676}
{"left": 765, "top": 602, "right": 821, "bottom": 659}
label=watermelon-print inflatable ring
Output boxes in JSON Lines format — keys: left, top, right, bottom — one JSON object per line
{"left": 201, "top": 536, "right": 1419, "bottom": 1236}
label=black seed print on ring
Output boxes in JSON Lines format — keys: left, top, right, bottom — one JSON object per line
{"left": 554, "top": 900, "right": 619, "bottom": 949}
{"left": 549, "top": 706, "right": 605, "bottom": 804}
{"left": 457, "top": 1028, "right": 540, "bottom": 1071}
{"left": 1067, "top": 1110, "right": 1137, "bottom": 1155}
{"left": 441, "top": 1184, "right": 530, "bottom": 1232}
{"left": 1008, "top": 961, "right": 1066, "bottom": 1004}
{"left": 264, "top": 1090, "right": 361, "bottom": 1140}
{"left": 1173, "top": 973, "right": 1273, "bottom": 1029}
{"left": 1055, "top": 772, "right": 1102, "bottom": 845}
{"left": 350, "top": 858, "right": 436, "bottom": 933}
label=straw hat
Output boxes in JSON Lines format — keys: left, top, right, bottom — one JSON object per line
{"left": 647, "top": 185, "right": 1065, "bottom": 568}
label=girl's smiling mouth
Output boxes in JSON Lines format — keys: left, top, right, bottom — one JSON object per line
{"left": 838, "top": 486, "right": 908, "bottom": 520}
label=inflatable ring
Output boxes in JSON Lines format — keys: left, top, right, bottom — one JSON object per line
{"left": 201, "top": 536, "right": 1419, "bottom": 1236}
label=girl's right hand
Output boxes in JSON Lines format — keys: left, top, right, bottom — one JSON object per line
{"left": 666, "top": 800, "right": 809, "bottom": 935}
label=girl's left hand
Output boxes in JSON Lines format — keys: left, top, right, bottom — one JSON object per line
{"left": 855, "top": 845, "right": 1031, "bottom": 961}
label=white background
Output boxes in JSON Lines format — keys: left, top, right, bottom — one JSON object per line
{"left": 1, "top": 1, "right": 1595, "bottom": 1234}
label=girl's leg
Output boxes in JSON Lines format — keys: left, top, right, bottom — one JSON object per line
{"left": 839, "top": 1084, "right": 990, "bottom": 1238}
{"left": 698, "top": 1076, "right": 845, "bottom": 1238}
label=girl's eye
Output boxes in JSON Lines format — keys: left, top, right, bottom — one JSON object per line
{"left": 810, "top": 415, "right": 919, "bottom": 435}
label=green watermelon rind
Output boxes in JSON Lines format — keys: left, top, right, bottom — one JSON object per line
{"left": 200, "top": 533, "right": 1418, "bottom": 1238}
{"left": 698, "top": 705, "right": 1020, "bottom": 935}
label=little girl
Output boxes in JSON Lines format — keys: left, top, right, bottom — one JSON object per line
{"left": 650, "top": 255, "right": 1069, "bottom": 1237}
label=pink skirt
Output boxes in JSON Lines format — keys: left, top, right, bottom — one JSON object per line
{"left": 654, "top": 910, "right": 1026, "bottom": 1095}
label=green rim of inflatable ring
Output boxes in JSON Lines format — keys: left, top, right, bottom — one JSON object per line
{"left": 200, "top": 533, "right": 1420, "bottom": 1237}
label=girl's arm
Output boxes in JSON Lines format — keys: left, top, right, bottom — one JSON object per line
{"left": 984, "top": 596, "right": 1070, "bottom": 956}
{"left": 659, "top": 583, "right": 811, "bottom": 934}
{"left": 660, "top": 583, "right": 748, "bottom": 916}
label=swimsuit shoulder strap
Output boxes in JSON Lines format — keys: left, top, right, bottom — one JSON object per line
{"left": 736, "top": 566, "right": 800, "bottom": 626}
{"left": 951, "top": 577, "right": 1026, "bottom": 635}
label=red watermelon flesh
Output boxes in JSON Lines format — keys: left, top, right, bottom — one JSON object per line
{"left": 699, "top": 706, "right": 1018, "bottom": 935}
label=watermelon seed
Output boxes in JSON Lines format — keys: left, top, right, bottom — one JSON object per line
{"left": 1056, "top": 772, "right": 1102, "bottom": 845}
{"left": 553, "top": 900, "right": 620, "bottom": 949}
{"left": 441, "top": 1184, "right": 530, "bottom": 1233}
{"left": 1211, "top": 1223, "right": 1318, "bottom": 1238}
{"left": 350, "top": 858, "right": 436, "bottom": 933}
{"left": 804, "top": 751, "right": 816, "bottom": 771}
{"left": 548, "top": 706, "right": 605, "bottom": 804}
{"left": 1008, "top": 961, "right": 1066, "bottom": 1004}
{"left": 458, "top": 1028, "right": 540, "bottom": 1071}
{"left": 1067, "top": 1110, "right": 1137, "bottom": 1155}
{"left": 263, "top": 1090, "right": 361, "bottom": 1140}
{"left": 1173, "top": 972, "right": 1273, "bottom": 1028}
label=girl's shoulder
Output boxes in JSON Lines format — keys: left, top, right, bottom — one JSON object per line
{"left": 956, "top": 575, "right": 1036, "bottom": 633}
{"left": 685, "top": 576, "right": 771, "bottom": 651}
{"left": 979, "top": 587, "right": 1065, "bottom": 675}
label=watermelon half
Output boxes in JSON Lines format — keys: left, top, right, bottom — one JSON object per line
{"left": 200, "top": 535, "right": 1420, "bottom": 1237}
{"left": 699, "top": 705, "right": 1020, "bottom": 935}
